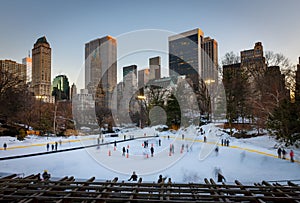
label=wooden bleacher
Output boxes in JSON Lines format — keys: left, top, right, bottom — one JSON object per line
{"left": 0, "top": 174, "right": 300, "bottom": 202}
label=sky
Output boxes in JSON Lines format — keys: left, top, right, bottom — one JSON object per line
{"left": 1, "top": 0, "right": 300, "bottom": 89}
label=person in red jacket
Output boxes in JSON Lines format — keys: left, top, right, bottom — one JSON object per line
{"left": 290, "top": 150, "right": 294, "bottom": 162}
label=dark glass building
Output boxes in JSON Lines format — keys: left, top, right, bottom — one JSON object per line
{"left": 52, "top": 75, "right": 70, "bottom": 101}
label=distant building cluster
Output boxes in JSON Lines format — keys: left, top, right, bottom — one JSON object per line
{"left": 1, "top": 27, "right": 299, "bottom": 128}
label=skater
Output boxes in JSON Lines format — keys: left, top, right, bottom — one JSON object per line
{"left": 277, "top": 147, "right": 282, "bottom": 158}
{"left": 42, "top": 170, "right": 51, "bottom": 181}
{"left": 157, "top": 174, "right": 167, "bottom": 184}
{"left": 221, "top": 139, "right": 224, "bottom": 146}
{"left": 172, "top": 144, "right": 175, "bottom": 154}
{"left": 215, "top": 146, "right": 219, "bottom": 156}
{"left": 282, "top": 148, "right": 286, "bottom": 159}
{"left": 122, "top": 147, "right": 126, "bottom": 156}
{"left": 150, "top": 146, "right": 154, "bottom": 157}
{"left": 97, "top": 137, "right": 100, "bottom": 145}
{"left": 217, "top": 172, "right": 226, "bottom": 183}
{"left": 128, "top": 171, "right": 138, "bottom": 181}
{"left": 114, "top": 140, "right": 117, "bottom": 147}
{"left": 59, "top": 140, "right": 62, "bottom": 146}
{"left": 167, "top": 135, "right": 170, "bottom": 140}
{"left": 158, "top": 139, "right": 161, "bottom": 146}
{"left": 46, "top": 143, "right": 49, "bottom": 151}
{"left": 55, "top": 142, "right": 58, "bottom": 151}
{"left": 182, "top": 134, "right": 184, "bottom": 140}
{"left": 3, "top": 143, "right": 7, "bottom": 150}
{"left": 290, "top": 150, "right": 294, "bottom": 162}
{"left": 186, "top": 144, "right": 189, "bottom": 152}
{"left": 181, "top": 144, "right": 184, "bottom": 152}
{"left": 124, "top": 135, "right": 126, "bottom": 140}
{"left": 226, "top": 139, "right": 230, "bottom": 147}
{"left": 51, "top": 144, "right": 54, "bottom": 151}
{"left": 203, "top": 135, "right": 207, "bottom": 143}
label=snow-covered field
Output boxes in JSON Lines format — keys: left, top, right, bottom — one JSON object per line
{"left": 0, "top": 123, "right": 299, "bottom": 184}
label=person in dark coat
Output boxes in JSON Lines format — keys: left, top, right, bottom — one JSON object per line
{"left": 203, "top": 135, "right": 207, "bottom": 143}
{"left": 55, "top": 142, "right": 58, "bottom": 151}
{"left": 157, "top": 174, "right": 167, "bottom": 184}
{"left": 46, "top": 143, "right": 49, "bottom": 151}
{"left": 158, "top": 139, "right": 161, "bottom": 146}
{"left": 277, "top": 147, "right": 282, "bottom": 158}
{"left": 282, "top": 149, "right": 286, "bottom": 159}
{"left": 51, "top": 144, "right": 54, "bottom": 151}
{"left": 128, "top": 171, "right": 138, "bottom": 181}
{"left": 3, "top": 143, "right": 7, "bottom": 150}
{"left": 42, "top": 170, "right": 51, "bottom": 180}
{"left": 150, "top": 146, "right": 154, "bottom": 157}
{"left": 217, "top": 173, "right": 226, "bottom": 183}
{"left": 122, "top": 147, "right": 126, "bottom": 156}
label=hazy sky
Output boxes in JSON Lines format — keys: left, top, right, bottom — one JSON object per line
{"left": 1, "top": 0, "right": 299, "bottom": 89}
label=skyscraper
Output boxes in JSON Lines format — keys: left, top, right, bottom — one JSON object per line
{"left": 149, "top": 56, "right": 161, "bottom": 80}
{"left": 169, "top": 28, "right": 204, "bottom": 87}
{"left": 85, "top": 36, "right": 117, "bottom": 110}
{"left": 22, "top": 53, "right": 32, "bottom": 84}
{"left": 123, "top": 65, "right": 137, "bottom": 88}
{"left": 70, "top": 83, "right": 77, "bottom": 100}
{"left": 168, "top": 28, "right": 218, "bottom": 89}
{"left": 52, "top": 75, "right": 70, "bottom": 101}
{"left": 32, "top": 36, "right": 52, "bottom": 101}
{"left": 202, "top": 37, "right": 218, "bottom": 83}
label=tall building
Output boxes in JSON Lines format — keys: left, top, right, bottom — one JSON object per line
{"left": 295, "top": 57, "right": 300, "bottom": 102}
{"left": 32, "top": 36, "right": 52, "bottom": 101}
{"left": 123, "top": 65, "right": 137, "bottom": 87}
{"left": 169, "top": 28, "right": 204, "bottom": 87}
{"left": 138, "top": 68, "right": 150, "bottom": 96}
{"left": 0, "top": 59, "right": 26, "bottom": 83}
{"left": 22, "top": 53, "right": 32, "bottom": 84}
{"left": 202, "top": 37, "right": 218, "bottom": 83}
{"left": 169, "top": 28, "right": 218, "bottom": 89}
{"left": 70, "top": 83, "right": 77, "bottom": 100}
{"left": 85, "top": 36, "right": 117, "bottom": 107}
{"left": 52, "top": 75, "right": 70, "bottom": 101}
{"left": 149, "top": 56, "right": 161, "bottom": 80}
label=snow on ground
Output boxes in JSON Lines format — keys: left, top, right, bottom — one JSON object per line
{"left": 0, "top": 123, "right": 299, "bottom": 184}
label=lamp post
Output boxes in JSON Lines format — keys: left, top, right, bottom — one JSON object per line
{"left": 137, "top": 95, "right": 146, "bottom": 128}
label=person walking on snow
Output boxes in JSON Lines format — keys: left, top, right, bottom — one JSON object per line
{"left": 290, "top": 150, "right": 294, "bottom": 162}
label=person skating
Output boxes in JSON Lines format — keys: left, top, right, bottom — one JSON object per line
{"left": 277, "top": 147, "right": 282, "bottom": 158}
{"left": 122, "top": 147, "right": 126, "bottom": 156}
{"left": 46, "top": 143, "right": 49, "bottom": 151}
{"left": 128, "top": 171, "right": 138, "bottom": 181}
{"left": 290, "top": 150, "right": 294, "bottom": 162}
{"left": 3, "top": 143, "right": 7, "bottom": 150}
{"left": 150, "top": 146, "right": 154, "bottom": 157}
{"left": 158, "top": 139, "right": 161, "bottom": 146}
{"left": 55, "top": 142, "right": 58, "bottom": 151}
{"left": 203, "top": 135, "right": 207, "bottom": 143}
{"left": 282, "top": 148, "right": 286, "bottom": 159}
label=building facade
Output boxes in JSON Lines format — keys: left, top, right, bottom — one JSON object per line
{"left": 32, "top": 36, "right": 52, "bottom": 102}
{"left": 85, "top": 36, "right": 117, "bottom": 109}
{"left": 70, "top": 83, "right": 77, "bottom": 100}
{"left": 149, "top": 56, "right": 161, "bottom": 80}
{"left": 22, "top": 55, "right": 32, "bottom": 84}
{"left": 0, "top": 59, "right": 26, "bottom": 84}
{"left": 52, "top": 75, "right": 70, "bottom": 101}
{"left": 168, "top": 28, "right": 218, "bottom": 90}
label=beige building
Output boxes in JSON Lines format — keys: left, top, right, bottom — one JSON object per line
{"left": 32, "top": 36, "right": 52, "bottom": 102}
{"left": 0, "top": 59, "right": 26, "bottom": 84}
